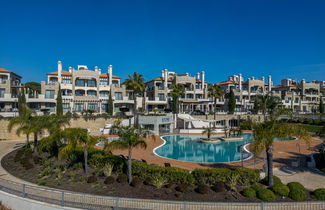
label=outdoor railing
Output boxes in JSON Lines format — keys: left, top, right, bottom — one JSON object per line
{"left": 0, "top": 178, "right": 325, "bottom": 209}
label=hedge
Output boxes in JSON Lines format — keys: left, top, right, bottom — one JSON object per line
{"left": 313, "top": 188, "right": 325, "bottom": 200}
{"left": 257, "top": 189, "right": 276, "bottom": 202}
{"left": 192, "top": 168, "right": 259, "bottom": 186}
{"left": 270, "top": 183, "right": 290, "bottom": 197}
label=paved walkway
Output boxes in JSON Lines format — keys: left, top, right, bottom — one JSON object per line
{"left": 0, "top": 140, "right": 33, "bottom": 185}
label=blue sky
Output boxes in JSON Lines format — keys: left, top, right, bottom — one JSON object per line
{"left": 0, "top": 0, "right": 324, "bottom": 84}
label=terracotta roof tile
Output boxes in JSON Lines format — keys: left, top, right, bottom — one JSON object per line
{"left": 216, "top": 81, "right": 237, "bottom": 85}
{"left": 47, "top": 70, "right": 72, "bottom": 76}
{"left": 99, "top": 73, "right": 121, "bottom": 79}
{"left": 0, "top": 67, "right": 11, "bottom": 73}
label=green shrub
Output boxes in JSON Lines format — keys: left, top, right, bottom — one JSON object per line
{"left": 104, "top": 176, "right": 115, "bottom": 185}
{"left": 87, "top": 176, "right": 97, "bottom": 183}
{"left": 150, "top": 173, "right": 169, "bottom": 189}
{"left": 270, "top": 183, "right": 289, "bottom": 197}
{"left": 260, "top": 176, "right": 282, "bottom": 186}
{"left": 192, "top": 168, "right": 259, "bottom": 186}
{"left": 132, "top": 161, "right": 194, "bottom": 185}
{"left": 130, "top": 177, "right": 143, "bottom": 187}
{"left": 313, "top": 188, "right": 325, "bottom": 200}
{"left": 102, "top": 163, "right": 113, "bottom": 177}
{"left": 287, "top": 182, "right": 305, "bottom": 191}
{"left": 288, "top": 189, "right": 307, "bottom": 201}
{"left": 242, "top": 187, "right": 256, "bottom": 198}
{"left": 251, "top": 184, "right": 264, "bottom": 192}
{"left": 257, "top": 189, "right": 276, "bottom": 202}
{"left": 196, "top": 184, "right": 209, "bottom": 194}
{"left": 117, "top": 174, "right": 128, "bottom": 184}
{"left": 175, "top": 184, "right": 189, "bottom": 193}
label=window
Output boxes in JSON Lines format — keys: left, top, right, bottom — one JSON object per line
{"left": 62, "top": 79, "right": 71, "bottom": 84}
{"left": 75, "top": 90, "right": 85, "bottom": 96}
{"left": 63, "top": 103, "right": 70, "bottom": 112}
{"left": 88, "top": 103, "right": 97, "bottom": 111}
{"left": 115, "top": 92, "right": 122, "bottom": 100}
{"left": 0, "top": 88, "right": 4, "bottom": 98}
{"left": 158, "top": 93, "right": 165, "bottom": 101}
{"left": 87, "top": 90, "right": 97, "bottom": 96}
{"left": 75, "top": 79, "right": 85, "bottom": 87}
{"left": 87, "top": 80, "right": 96, "bottom": 87}
{"left": 45, "top": 90, "right": 55, "bottom": 99}
{"left": 100, "top": 81, "right": 108, "bottom": 86}
{"left": 75, "top": 103, "right": 84, "bottom": 112}
{"left": 100, "top": 91, "right": 109, "bottom": 97}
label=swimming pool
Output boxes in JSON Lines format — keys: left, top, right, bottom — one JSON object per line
{"left": 154, "top": 133, "right": 293, "bottom": 163}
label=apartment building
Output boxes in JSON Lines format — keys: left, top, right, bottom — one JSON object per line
{"left": 39, "top": 61, "right": 135, "bottom": 114}
{"left": 0, "top": 64, "right": 324, "bottom": 116}
{"left": 145, "top": 69, "right": 208, "bottom": 113}
{"left": 0, "top": 68, "right": 22, "bottom": 113}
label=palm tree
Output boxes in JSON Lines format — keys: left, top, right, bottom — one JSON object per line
{"left": 208, "top": 84, "right": 224, "bottom": 120}
{"left": 202, "top": 126, "right": 214, "bottom": 139}
{"left": 170, "top": 83, "right": 185, "bottom": 114}
{"left": 123, "top": 72, "right": 145, "bottom": 124}
{"left": 30, "top": 115, "right": 48, "bottom": 153}
{"left": 252, "top": 109, "right": 311, "bottom": 186}
{"left": 38, "top": 114, "right": 70, "bottom": 157}
{"left": 8, "top": 105, "right": 35, "bottom": 146}
{"left": 254, "top": 93, "right": 281, "bottom": 121}
{"left": 105, "top": 125, "right": 150, "bottom": 184}
{"left": 60, "top": 128, "right": 97, "bottom": 175}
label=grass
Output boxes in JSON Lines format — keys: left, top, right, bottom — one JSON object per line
{"left": 299, "top": 124, "right": 323, "bottom": 133}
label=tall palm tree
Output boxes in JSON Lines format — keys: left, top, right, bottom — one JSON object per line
{"left": 105, "top": 125, "right": 150, "bottom": 184}
{"left": 170, "top": 83, "right": 185, "bottom": 114}
{"left": 30, "top": 115, "right": 49, "bottom": 153}
{"left": 8, "top": 105, "right": 35, "bottom": 146}
{"left": 208, "top": 84, "right": 224, "bottom": 120}
{"left": 254, "top": 93, "right": 281, "bottom": 121}
{"left": 123, "top": 72, "right": 145, "bottom": 124}
{"left": 60, "top": 128, "right": 97, "bottom": 175}
{"left": 252, "top": 109, "right": 311, "bottom": 186}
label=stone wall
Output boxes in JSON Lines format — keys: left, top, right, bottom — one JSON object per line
{"left": 192, "top": 114, "right": 265, "bottom": 122}
{"left": 0, "top": 117, "right": 117, "bottom": 141}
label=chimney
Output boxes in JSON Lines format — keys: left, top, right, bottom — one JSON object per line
{"left": 161, "top": 70, "right": 165, "bottom": 78}
{"left": 261, "top": 76, "right": 265, "bottom": 82}
{"left": 239, "top": 73, "right": 242, "bottom": 91}
{"left": 251, "top": 76, "right": 255, "bottom": 80}
{"left": 196, "top": 72, "right": 200, "bottom": 80}
{"left": 98, "top": 68, "right": 101, "bottom": 75}
{"left": 68, "top": 66, "right": 73, "bottom": 73}
{"left": 186, "top": 72, "right": 189, "bottom": 76}
{"left": 164, "top": 69, "right": 168, "bottom": 89}
{"left": 94, "top": 66, "right": 99, "bottom": 72}
{"left": 108, "top": 65, "right": 113, "bottom": 86}
{"left": 268, "top": 75, "right": 272, "bottom": 91}
{"left": 201, "top": 71, "right": 205, "bottom": 89}
{"left": 302, "top": 79, "right": 306, "bottom": 84}
{"left": 58, "top": 61, "right": 62, "bottom": 83}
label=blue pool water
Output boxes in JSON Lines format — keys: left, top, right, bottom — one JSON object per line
{"left": 154, "top": 134, "right": 292, "bottom": 163}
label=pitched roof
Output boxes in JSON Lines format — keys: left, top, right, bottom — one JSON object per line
{"left": 0, "top": 67, "right": 22, "bottom": 78}
{"left": 216, "top": 81, "right": 237, "bottom": 85}
{"left": 99, "top": 73, "right": 121, "bottom": 79}
{"left": 47, "top": 70, "right": 72, "bottom": 76}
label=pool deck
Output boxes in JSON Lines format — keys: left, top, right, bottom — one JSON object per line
{"left": 102, "top": 132, "right": 325, "bottom": 171}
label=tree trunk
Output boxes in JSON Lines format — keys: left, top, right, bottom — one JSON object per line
{"left": 26, "top": 134, "right": 30, "bottom": 146}
{"left": 266, "top": 145, "right": 273, "bottom": 186}
{"left": 128, "top": 148, "right": 132, "bottom": 184}
{"left": 84, "top": 149, "right": 88, "bottom": 175}
{"left": 33, "top": 132, "right": 38, "bottom": 154}
{"left": 263, "top": 110, "right": 267, "bottom": 122}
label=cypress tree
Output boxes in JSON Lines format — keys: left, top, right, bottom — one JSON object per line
{"left": 227, "top": 89, "right": 236, "bottom": 114}
{"left": 320, "top": 98, "right": 324, "bottom": 114}
{"left": 56, "top": 85, "right": 63, "bottom": 116}
{"left": 108, "top": 91, "right": 113, "bottom": 116}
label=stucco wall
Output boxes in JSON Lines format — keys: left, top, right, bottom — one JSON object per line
{"left": 0, "top": 117, "right": 117, "bottom": 140}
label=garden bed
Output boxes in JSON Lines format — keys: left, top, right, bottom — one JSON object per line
{"left": 2, "top": 147, "right": 324, "bottom": 202}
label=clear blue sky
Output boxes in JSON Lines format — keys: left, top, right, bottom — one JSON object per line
{"left": 0, "top": 0, "right": 324, "bottom": 84}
